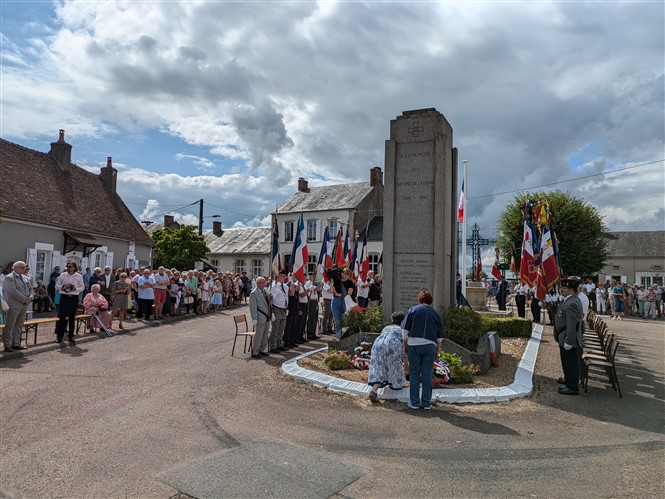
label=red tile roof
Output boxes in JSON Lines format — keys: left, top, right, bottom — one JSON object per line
{"left": 0, "top": 138, "right": 153, "bottom": 246}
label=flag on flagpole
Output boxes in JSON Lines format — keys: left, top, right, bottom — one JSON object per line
{"left": 271, "top": 219, "right": 281, "bottom": 276}
{"left": 491, "top": 247, "right": 503, "bottom": 281}
{"left": 519, "top": 220, "right": 537, "bottom": 286}
{"left": 539, "top": 226, "right": 559, "bottom": 289}
{"left": 457, "top": 180, "right": 465, "bottom": 223}
{"left": 509, "top": 244, "right": 517, "bottom": 273}
{"left": 317, "top": 226, "right": 329, "bottom": 282}
{"left": 334, "top": 229, "right": 345, "bottom": 268}
{"left": 359, "top": 230, "right": 369, "bottom": 281}
{"left": 349, "top": 236, "right": 359, "bottom": 275}
{"left": 343, "top": 226, "right": 352, "bottom": 265}
{"left": 378, "top": 251, "right": 383, "bottom": 276}
{"left": 290, "top": 213, "right": 308, "bottom": 284}
{"left": 535, "top": 268, "right": 548, "bottom": 301}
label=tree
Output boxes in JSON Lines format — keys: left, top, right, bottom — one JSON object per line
{"left": 496, "top": 190, "right": 608, "bottom": 277}
{"left": 151, "top": 225, "right": 210, "bottom": 270}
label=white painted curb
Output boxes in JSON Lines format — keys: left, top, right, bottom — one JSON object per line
{"left": 281, "top": 324, "right": 543, "bottom": 404}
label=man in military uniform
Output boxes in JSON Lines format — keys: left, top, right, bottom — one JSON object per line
{"left": 554, "top": 276, "right": 584, "bottom": 395}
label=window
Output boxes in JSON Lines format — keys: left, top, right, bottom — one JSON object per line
{"left": 35, "top": 251, "right": 47, "bottom": 282}
{"left": 211, "top": 258, "right": 219, "bottom": 268}
{"left": 283, "top": 254, "right": 291, "bottom": 272}
{"left": 307, "top": 254, "right": 318, "bottom": 275}
{"left": 285, "top": 221, "right": 294, "bottom": 242}
{"left": 328, "top": 219, "right": 338, "bottom": 238}
{"left": 369, "top": 253, "right": 380, "bottom": 274}
{"left": 654, "top": 276, "right": 663, "bottom": 286}
{"left": 234, "top": 259, "right": 245, "bottom": 274}
{"left": 93, "top": 253, "right": 102, "bottom": 269}
{"left": 307, "top": 220, "right": 317, "bottom": 241}
{"left": 252, "top": 259, "right": 263, "bottom": 277}
{"left": 641, "top": 276, "right": 651, "bottom": 287}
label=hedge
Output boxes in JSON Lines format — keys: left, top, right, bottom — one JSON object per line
{"left": 443, "top": 307, "right": 532, "bottom": 350}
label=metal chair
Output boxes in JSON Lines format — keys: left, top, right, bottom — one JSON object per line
{"left": 232, "top": 314, "right": 255, "bottom": 357}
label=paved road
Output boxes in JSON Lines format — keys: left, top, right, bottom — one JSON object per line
{"left": 1, "top": 308, "right": 663, "bottom": 498}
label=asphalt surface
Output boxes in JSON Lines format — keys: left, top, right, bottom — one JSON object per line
{"left": 0, "top": 308, "right": 663, "bottom": 498}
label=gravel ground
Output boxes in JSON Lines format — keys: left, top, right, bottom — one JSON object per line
{"left": 298, "top": 337, "right": 528, "bottom": 388}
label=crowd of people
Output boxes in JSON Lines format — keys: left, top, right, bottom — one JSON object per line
{"left": 0, "top": 261, "right": 256, "bottom": 351}
{"left": 474, "top": 276, "right": 665, "bottom": 323}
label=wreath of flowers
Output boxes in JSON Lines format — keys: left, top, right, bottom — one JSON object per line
{"left": 432, "top": 359, "right": 452, "bottom": 385}
{"left": 351, "top": 341, "right": 372, "bottom": 370}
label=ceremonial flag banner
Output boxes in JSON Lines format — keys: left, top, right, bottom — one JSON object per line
{"left": 334, "top": 229, "right": 345, "bottom": 268}
{"left": 271, "top": 220, "right": 281, "bottom": 276}
{"left": 491, "top": 249, "right": 503, "bottom": 281}
{"left": 317, "top": 226, "right": 329, "bottom": 282}
{"left": 290, "top": 213, "right": 308, "bottom": 284}
{"left": 349, "top": 237, "right": 358, "bottom": 274}
{"left": 539, "top": 226, "right": 559, "bottom": 288}
{"left": 519, "top": 220, "right": 537, "bottom": 286}
{"left": 535, "top": 269, "right": 548, "bottom": 301}
{"left": 457, "top": 180, "right": 465, "bottom": 223}
{"left": 344, "top": 227, "right": 352, "bottom": 265}
{"left": 360, "top": 231, "right": 369, "bottom": 281}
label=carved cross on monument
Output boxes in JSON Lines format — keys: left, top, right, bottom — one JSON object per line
{"left": 407, "top": 121, "right": 424, "bottom": 138}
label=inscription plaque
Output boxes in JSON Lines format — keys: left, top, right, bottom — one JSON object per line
{"left": 393, "top": 254, "right": 434, "bottom": 312}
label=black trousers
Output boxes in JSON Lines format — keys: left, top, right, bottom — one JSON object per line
{"left": 516, "top": 294, "right": 526, "bottom": 318}
{"left": 137, "top": 298, "right": 154, "bottom": 319}
{"left": 531, "top": 299, "right": 541, "bottom": 323}
{"left": 306, "top": 301, "right": 319, "bottom": 339}
{"left": 559, "top": 344, "right": 582, "bottom": 391}
{"left": 55, "top": 295, "right": 78, "bottom": 340}
{"left": 296, "top": 302, "right": 307, "bottom": 340}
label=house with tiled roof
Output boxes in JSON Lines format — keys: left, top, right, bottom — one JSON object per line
{"left": 598, "top": 231, "right": 665, "bottom": 286}
{"left": 274, "top": 168, "right": 384, "bottom": 274}
{"left": 0, "top": 130, "right": 153, "bottom": 281}
{"left": 203, "top": 223, "right": 271, "bottom": 276}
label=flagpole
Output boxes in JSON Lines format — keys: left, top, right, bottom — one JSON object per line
{"left": 461, "top": 159, "right": 468, "bottom": 299}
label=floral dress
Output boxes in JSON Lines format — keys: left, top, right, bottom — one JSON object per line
{"left": 367, "top": 324, "right": 406, "bottom": 390}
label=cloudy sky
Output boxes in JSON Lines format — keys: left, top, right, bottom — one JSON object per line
{"left": 2, "top": 0, "right": 663, "bottom": 266}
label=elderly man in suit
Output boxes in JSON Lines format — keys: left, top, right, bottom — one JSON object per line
{"left": 249, "top": 276, "right": 271, "bottom": 359}
{"left": 2, "top": 261, "right": 33, "bottom": 352}
{"left": 554, "top": 276, "right": 584, "bottom": 395}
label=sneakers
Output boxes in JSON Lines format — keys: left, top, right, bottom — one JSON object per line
{"left": 407, "top": 403, "right": 420, "bottom": 410}
{"left": 423, "top": 405, "right": 432, "bottom": 410}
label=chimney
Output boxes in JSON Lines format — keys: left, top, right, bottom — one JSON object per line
{"left": 49, "top": 129, "right": 72, "bottom": 171}
{"left": 213, "top": 221, "right": 224, "bottom": 237}
{"left": 370, "top": 167, "right": 383, "bottom": 187}
{"left": 298, "top": 177, "right": 309, "bottom": 192}
{"left": 99, "top": 156, "right": 118, "bottom": 194}
{"left": 164, "top": 215, "right": 175, "bottom": 228}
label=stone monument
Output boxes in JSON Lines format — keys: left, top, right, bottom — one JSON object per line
{"left": 382, "top": 108, "right": 458, "bottom": 317}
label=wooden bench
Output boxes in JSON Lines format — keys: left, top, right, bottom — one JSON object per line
{"left": 12, "top": 314, "right": 91, "bottom": 346}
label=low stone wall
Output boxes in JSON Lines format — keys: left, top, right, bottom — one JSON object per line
{"left": 441, "top": 332, "right": 501, "bottom": 375}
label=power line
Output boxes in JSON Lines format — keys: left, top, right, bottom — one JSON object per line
{"left": 205, "top": 202, "right": 269, "bottom": 218}
{"left": 468, "top": 159, "right": 664, "bottom": 201}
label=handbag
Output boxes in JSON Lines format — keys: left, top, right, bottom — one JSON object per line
{"left": 1, "top": 298, "right": 9, "bottom": 312}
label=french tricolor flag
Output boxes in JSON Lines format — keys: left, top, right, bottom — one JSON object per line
{"left": 457, "top": 180, "right": 465, "bottom": 223}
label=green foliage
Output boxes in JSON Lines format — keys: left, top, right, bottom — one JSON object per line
{"left": 451, "top": 364, "right": 479, "bottom": 384}
{"left": 151, "top": 225, "right": 210, "bottom": 270}
{"left": 438, "top": 351, "right": 463, "bottom": 367}
{"left": 324, "top": 349, "right": 352, "bottom": 370}
{"left": 481, "top": 316, "right": 532, "bottom": 337}
{"left": 340, "top": 306, "right": 386, "bottom": 334}
{"left": 443, "top": 307, "right": 485, "bottom": 350}
{"left": 496, "top": 190, "right": 608, "bottom": 277}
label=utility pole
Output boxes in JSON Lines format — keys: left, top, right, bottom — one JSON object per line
{"left": 198, "top": 198, "right": 204, "bottom": 236}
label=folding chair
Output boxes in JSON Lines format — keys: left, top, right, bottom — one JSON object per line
{"left": 582, "top": 339, "right": 622, "bottom": 397}
{"left": 232, "top": 314, "right": 255, "bottom": 357}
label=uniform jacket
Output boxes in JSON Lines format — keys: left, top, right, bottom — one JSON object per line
{"left": 554, "top": 294, "right": 583, "bottom": 348}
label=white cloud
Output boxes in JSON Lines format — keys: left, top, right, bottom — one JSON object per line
{"left": 0, "top": 0, "right": 662, "bottom": 237}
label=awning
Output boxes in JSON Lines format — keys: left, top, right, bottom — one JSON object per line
{"left": 64, "top": 231, "right": 102, "bottom": 256}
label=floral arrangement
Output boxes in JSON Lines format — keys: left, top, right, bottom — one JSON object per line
{"left": 351, "top": 341, "right": 372, "bottom": 370}
{"left": 341, "top": 306, "right": 385, "bottom": 335}
{"left": 432, "top": 360, "right": 452, "bottom": 386}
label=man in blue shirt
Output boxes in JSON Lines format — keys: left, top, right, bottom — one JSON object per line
{"left": 137, "top": 269, "right": 156, "bottom": 320}
{"left": 402, "top": 290, "right": 446, "bottom": 410}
